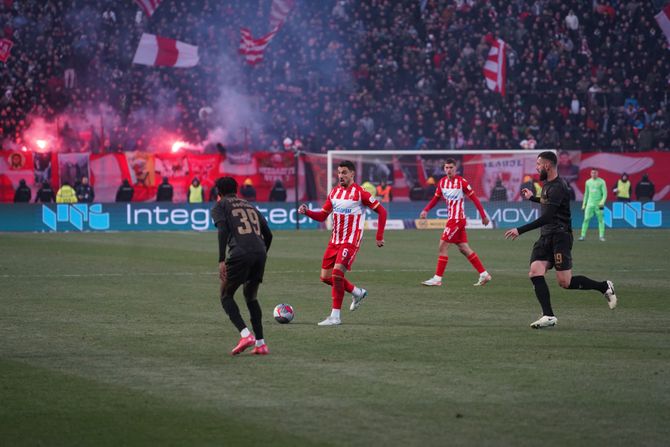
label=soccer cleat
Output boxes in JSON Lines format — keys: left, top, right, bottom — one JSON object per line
{"left": 578, "top": 236, "right": 585, "bottom": 241}
{"left": 317, "top": 316, "right": 341, "bottom": 326}
{"left": 530, "top": 315, "right": 558, "bottom": 329}
{"left": 350, "top": 288, "right": 368, "bottom": 311}
{"left": 421, "top": 277, "right": 442, "bottom": 286}
{"left": 599, "top": 237, "right": 606, "bottom": 242}
{"left": 473, "top": 272, "right": 492, "bottom": 286}
{"left": 231, "top": 334, "right": 256, "bottom": 355}
{"left": 251, "top": 344, "right": 269, "bottom": 355}
{"left": 604, "top": 280, "right": 617, "bottom": 309}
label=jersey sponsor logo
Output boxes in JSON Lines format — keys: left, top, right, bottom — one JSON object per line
{"left": 333, "top": 206, "right": 354, "bottom": 214}
{"left": 42, "top": 204, "right": 110, "bottom": 231}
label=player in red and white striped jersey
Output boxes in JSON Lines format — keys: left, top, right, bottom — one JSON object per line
{"left": 420, "top": 158, "right": 491, "bottom": 287}
{"left": 298, "top": 160, "right": 387, "bottom": 326}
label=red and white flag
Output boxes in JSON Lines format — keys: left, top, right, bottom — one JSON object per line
{"left": 239, "top": 28, "right": 279, "bottom": 65}
{"left": 269, "top": 0, "right": 295, "bottom": 30}
{"left": 132, "top": 33, "right": 199, "bottom": 68}
{"left": 0, "top": 38, "right": 13, "bottom": 63}
{"left": 483, "top": 36, "right": 506, "bottom": 96}
{"left": 134, "top": 0, "right": 162, "bottom": 17}
{"left": 655, "top": 5, "right": 670, "bottom": 47}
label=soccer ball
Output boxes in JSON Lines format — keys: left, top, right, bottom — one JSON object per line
{"left": 273, "top": 303, "right": 295, "bottom": 324}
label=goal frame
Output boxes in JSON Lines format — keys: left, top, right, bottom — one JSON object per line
{"left": 326, "top": 149, "right": 555, "bottom": 190}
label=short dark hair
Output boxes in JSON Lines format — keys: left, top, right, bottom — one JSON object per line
{"left": 444, "top": 158, "right": 457, "bottom": 166}
{"left": 216, "top": 177, "right": 238, "bottom": 196}
{"left": 338, "top": 160, "right": 355, "bottom": 172}
{"left": 538, "top": 151, "right": 557, "bottom": 166}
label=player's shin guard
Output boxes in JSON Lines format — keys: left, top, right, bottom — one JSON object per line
{"left": 467, "top": 252, "right": 485, "bottom": 274}
{"left": 331, "top": 268, "right": 345, "bottom": 310}
{"left": 567, "top": 275, "right": 608, "bottom": 293}
{"left": 530, "top": 276, "right": 554, "bottom": 316}
{"left": 220, "top": 296, "right": 247, "bottom": 332}
{"left": 435, "top": 256, "right": 448, "bottom": 276}
{"left": 321, "top": 275, "right": 354, "bottom": 293}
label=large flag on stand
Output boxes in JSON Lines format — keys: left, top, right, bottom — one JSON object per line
{"left": 483, "top": 35, "right": 507, "bottom": 96}
{"left": 269, "top": 0, "right": 295, "bottom": 30}
{"left": 0, "top": 38, "right": 13, "bottom": 63}
{"left": 132, "top": 33, "right": 199, "bottom": 68}
{"left": 239, "top": 0, "right": 294, "bottom": 65}
{"left": 134, "top": 0, "right": 162, "bottom": 17}
{"left": 655, "top": 4, "right": 670, "bottom": 47}
{"left": 239, "top": 28, "right": 279, "bottom": 65}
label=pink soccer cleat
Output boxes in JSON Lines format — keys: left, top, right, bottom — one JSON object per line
{"left": 251, "top": 344, "right": 270, "bottom": 355}
{"left": 231, "top": 334, "right": 256, "bottom": 355}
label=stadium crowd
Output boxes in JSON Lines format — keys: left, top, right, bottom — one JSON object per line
{"left": 1, "top": 0, "right": 669, "bottom": 154}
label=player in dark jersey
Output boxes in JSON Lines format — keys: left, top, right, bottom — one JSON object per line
{"left": 212, "top": 177, "right": 273, "bottom": 355}
{"left": 504, "top": 152, "right": 618, "bottom": 329}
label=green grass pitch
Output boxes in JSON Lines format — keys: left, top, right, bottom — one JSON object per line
{"left": 1, "top": 229, "right": 669, "bottom": 446}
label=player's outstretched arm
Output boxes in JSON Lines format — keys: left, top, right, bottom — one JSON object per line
{"left": 373, "top": 204, "right": 387, "bottom": 247}
{"left": 298, "top": 203, "right": 330, "bottom": 222}
{"left": 421, "top": 195, "right": 440, "bottom": 218}
{"left": 468, "top": 191, "right": 489, "bottom": 226}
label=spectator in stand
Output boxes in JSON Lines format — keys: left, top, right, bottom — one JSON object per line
{"left": 612, "top": 173, "right": 631, "bottom": 202}
{"left": 489, "top": 178, "right": 508, "bottom": 201}
{"left": 116, "top": 180, "right": 134, "bottom": 202}
{"left": 269, "top": 179, "right": 287, "bottom": 202}
{"left": 635, "top": 174, "right": 655, "bottom": 202}
{"left": 35, "top": 181, "right": 56, "bottom": 203}
{"left": 188, "top": 178, "right": 205, "bottom": 203}
{"left": 156, "top": 176, "right": 174, "bottom": 202}
{"left": 209, "top": 185, "right": 219, "bottom": 202}
{"left": 240, "top": 178, "right": 257, "bottom": 201}
{"left": 376, "top": 179, "right": 392, "bottom": 203}
{"left": 13, "top": 179, "right": 31, "bottom": 203}
{"left": 75, "top": 176, "right": 95, "bottom": 203}
{"left": 56, "top": 182, "right": 78, "bottom": 203}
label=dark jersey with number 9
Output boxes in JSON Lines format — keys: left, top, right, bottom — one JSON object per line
{"left": 212, "top": 196, "right": 273, "bottom": 261}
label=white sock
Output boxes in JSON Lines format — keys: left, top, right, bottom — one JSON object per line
{"left": 352, "top": 286, "right": 362, "bottom": 297}
{"left": 240, "top": 328, "right": 251, "bottom": 338}
{"left": 330, "top": 309, "right": 341, "bottom": 319}
{"left": 256, "top": 339, "right": 265, "bottom": 347}
{"left": 480, "top": 271, "right": 488, "bottom": 276}
{"left": 434, "top": 275, "right": 442, "bottom": 280}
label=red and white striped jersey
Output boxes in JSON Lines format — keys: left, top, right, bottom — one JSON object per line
{"left": 322, "top": 183, "right": 379, "bottom": 246}
{"left": 434, "top": 175, "right": 474, "bottom": 223}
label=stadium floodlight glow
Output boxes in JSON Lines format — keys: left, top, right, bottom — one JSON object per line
{"left": 326, "top": 149, "right": 556, "bottom": 191}
{"left": 35, "top": 139, "right": 48, "bottom": 150}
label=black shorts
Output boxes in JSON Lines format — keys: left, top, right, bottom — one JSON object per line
{"left": 224, "top": 251, "right": 267, "bottom": 294}
{"left": 529, "top": 232, "right": 573, "bottom": 271}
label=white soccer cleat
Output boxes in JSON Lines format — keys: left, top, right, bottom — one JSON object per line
{"left": 317, "top": 316, "right": 341, "bottom": 326}
{"left": 473, "top": 272, "right": 492, "bottom": 286}
{"left": 350, "top": 288, "right": 368, "bottom": 311}
{"left": 599, "top": 237, "right": 606, "bottom": 242}
{"left": 421, "top": 276, "right": 442, "bottom": 286}
{"left": 604, "top": 280, "right": 617, "bottom": 309}
{"left": 578, "top": 236, "right": 585, "bottom": 241}
{"left": 530, "top": 315, "right": 558, "bottom": 329}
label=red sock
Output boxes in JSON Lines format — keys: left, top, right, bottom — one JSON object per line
{"left": 321, "top": 275, "right": 354, "bottom": 293}
{"left": 331, "top": 269, "right": 345, "bottom": 310}
{"left": 467, "top": 252, "right": 485, "bottom": 274}
{"left": 435, "top": 256, "right": 448, "bottom": 276}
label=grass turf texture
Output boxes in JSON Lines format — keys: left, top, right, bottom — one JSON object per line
{"left": 1, "top": 229, "right": 669, "bottom": 446}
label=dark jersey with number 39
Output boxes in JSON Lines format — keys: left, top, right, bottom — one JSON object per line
{"left": 211, "top": 196, "right": 273, "bottom": 261}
